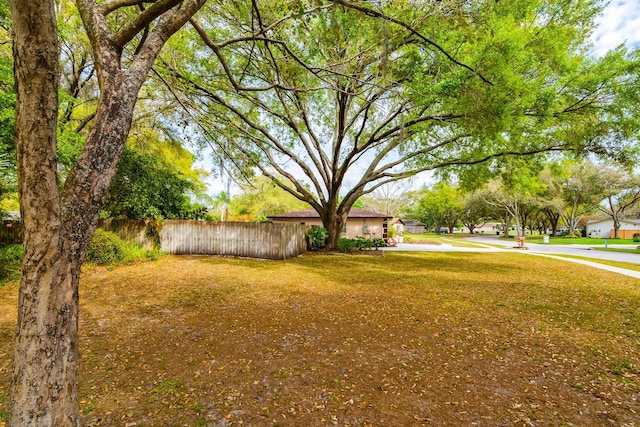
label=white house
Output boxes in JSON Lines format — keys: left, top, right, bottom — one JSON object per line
{"left": 464, "top": 222, "right": 504, "bottom": 234}
{"left": 585, "top": 218, "right": 640, "bottom": 239}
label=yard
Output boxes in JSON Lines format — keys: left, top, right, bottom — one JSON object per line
{"left": 0, "top": 252, "right": 639, "bottom": 426}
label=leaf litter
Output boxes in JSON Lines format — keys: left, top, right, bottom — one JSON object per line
{"left": 0, "top": 252, "right": 639, "bottom": 426}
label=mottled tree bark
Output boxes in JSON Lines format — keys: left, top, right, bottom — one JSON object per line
{"left": 8, "top": 1, "right": 80, "bottom": 424}
{"left": 9, "top": 0, "right": 205, "bottom": 424}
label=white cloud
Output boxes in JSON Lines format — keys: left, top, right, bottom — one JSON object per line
{"left": 591, "top": 0, "right": 640, "bottom": 55}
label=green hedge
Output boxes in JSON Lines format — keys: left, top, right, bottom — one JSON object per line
{"left": 85, "top": 229, "right": 126, "bottom": 265}
{"left": 338, "top": 236, "right": 386, "bottom": 252}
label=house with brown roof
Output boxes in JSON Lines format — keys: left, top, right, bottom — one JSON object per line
{"left": 268, "top": 208, "right": 391, "bottom": 240}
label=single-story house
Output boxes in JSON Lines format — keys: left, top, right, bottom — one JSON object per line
{"left": 401, "top": 219, "right": 426, "bottom": 234}
{"left": 585, "top": 218, "right": 640, "bottom": 239}
{"left": 390, "top": 218, "right": 405, "bottom": 234}
{"left": 465, "top": 222, "right": 503, "bottom": 234}
{"left": 268, "top": 208, "right": 391, "bottom": 240}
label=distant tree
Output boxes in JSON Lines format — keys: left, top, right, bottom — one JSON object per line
{"left": 597, "top": 165, "right": 640, "bottom": 238}
{"left": 361, "top": 180, "right": 417, "bottom": 217}
{"left": 537, "top": 164, "right": 565, "bottom": 236}
{"left": 555, "top": 160, "right": 604, "bottom": 234}
{"left": 415, "top": 182, "right": 464, "bottom": 234}
{"left": 460, "top": 190, "right": 491, "bottom": 234}
{"left": 230, "top": 175, "right": 310, "bottom": 221}
{"left": 483, "top": 158, "right": 546, "bottom": 237}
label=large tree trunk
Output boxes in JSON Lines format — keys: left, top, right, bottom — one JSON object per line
{"left": 8, "top": 1, "right": 82, "bottom": 424}
{"left": 9, "top": 3, "right": 141, "bottom": 424}
{"left": 9, "top": 1, "right": 205, "bottom": 424}
{"left": 323, "top": 208, "right": 345, "bottom": 250}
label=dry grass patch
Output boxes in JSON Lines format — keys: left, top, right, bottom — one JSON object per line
{"left": 0, "top": 252, "right": 639, "bottom": 426}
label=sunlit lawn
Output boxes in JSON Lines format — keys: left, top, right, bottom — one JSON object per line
{"left": 0, "top": 251, "right": 639, "bottom": 426}
{"left": 523, "top": 236, "right": 636, "bottom": 245}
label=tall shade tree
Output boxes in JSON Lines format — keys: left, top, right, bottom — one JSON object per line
{"left": 162, "top": 0, "right": 640, "bottom": 248}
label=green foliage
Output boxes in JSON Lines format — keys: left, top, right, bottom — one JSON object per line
{"left": 145, "top": 219, "right": 163, "bottom": 251}
{"left": 0, "top": 33, "right": 15, "bottom": 209}
{"left": 0, "top": 243, "right": 23, "bottom": 283}
{"left": 308, "top": 226, "right": 328, "bottom": 250}
{"left": 85, "top": 229, "right": 126, "bottom": 265}
{"left": 414, "top": 182, "right": 464, "bottom": 232}
{"left": 371, "top": 238, "right": 386, "bottom": 249}
{"left": 120, "top": 242, "right": 162, "bottom": 263}
{"left": 337, "top": 237, "right": 356, "bottom": 253}
{"left": 561, "top": 231, "right": 582, "bottom": 239}
{"left": 634, "top": 233, "right": 640, "bottom": 243}
{"left": 230, "top": 175, "right": 310, "bottom": 221}
{"left": 85, "top": 229, "right": 162, "bottom": 265}
{"left": 103, "top": 147, "right": 195, "bottom": 220}
{"left": 337, "top": 236, "right": 386, "bottom": 252}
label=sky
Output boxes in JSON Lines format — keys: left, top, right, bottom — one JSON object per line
{"left": 198, "top": 0, "right": 640, "bottom": 197}
{"left": 591, "top": 0, "right": 640, "bottom": 55}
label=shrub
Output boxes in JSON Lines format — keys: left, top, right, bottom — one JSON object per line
{"left": 308, "top": 227, "right": 328, "bottom": 250}
{"left": 85, "top": 229, "right": 125, "bottom": 265}
{"left": 633, "top": 233, "right": 640, "bottom": 243}
{"left": 337, "top": 237, "right": 356, "bottom": 252}
{"left": 0, "top": 244, "right": 23, "bottom": 283}
{"left": 0, "top": 243, "right": 23, "bottom": 263}
{"left": 372, "top": 238, "right": 386, "bottom": 249}
{"left": 353, "top": 236, "right": 373, "bottom": 250}
{"left": 121, "top": 241, "right": 162, "bottom": 263}
{"left": 561, "top": 231, "right": 581, "bottom": 239}
{"left": 337, "top": 236, "right": 385, "bottom": 252}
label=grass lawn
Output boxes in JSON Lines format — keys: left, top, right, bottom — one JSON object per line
{"left": 403, "top": 233, "right": 479, "bottom": 247}
{"left": 546, "top": 255, "right": 640, "bottom": 272}
{"left": 1, "top": 252, "right": 639, "bottom": 426}
{"left": 523, "top": 236, "right": 637, "bottom": 246}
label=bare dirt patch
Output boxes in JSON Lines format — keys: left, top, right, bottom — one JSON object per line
{"left": 1, "top": 252, "right": 639, "bottom": 426}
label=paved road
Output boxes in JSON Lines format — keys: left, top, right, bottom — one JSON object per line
{"left": 462, "top": 234, "right": 640, "bottom": 265}
{"left": 382, "top": 234, "right": 640, "bottom": 279}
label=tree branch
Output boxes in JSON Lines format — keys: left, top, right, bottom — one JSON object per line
{"left": 329, "top": 0, "right": 493, "bottom": 86}
{"left": 112, "top": 0, "right": 182, "bottom": 49}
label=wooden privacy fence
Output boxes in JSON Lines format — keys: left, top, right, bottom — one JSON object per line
{"left": 99, "top": 219, "right": 309, "bottom": 260}
{"left": 611, "top": 229, "right": 640, "bottom": 239}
